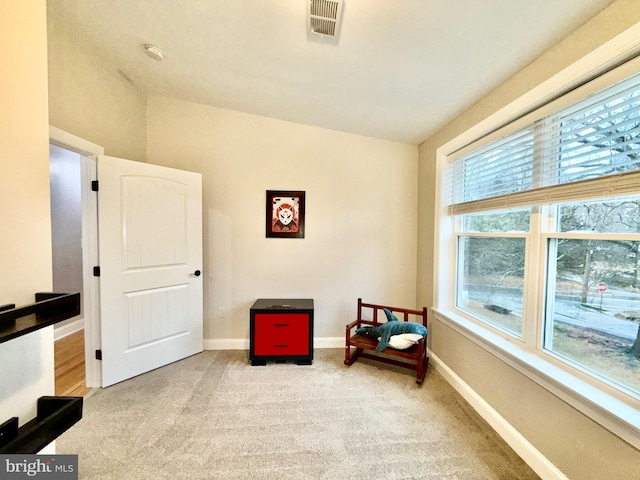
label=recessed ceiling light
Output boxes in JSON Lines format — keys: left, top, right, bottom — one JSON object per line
{"left": 144, "top": 44, "right": 164, "bottom": 61}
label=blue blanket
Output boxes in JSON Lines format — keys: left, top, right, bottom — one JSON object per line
{"left": 356, "top": 308, "right": 427, "bottom": 352}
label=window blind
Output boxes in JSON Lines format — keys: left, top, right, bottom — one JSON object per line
{"left": 448, "top": 60, "right": 640, "bottom": 215}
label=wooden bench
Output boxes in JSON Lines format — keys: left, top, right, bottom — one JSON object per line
{"left": 344, "top": 298, "right": 429, "bottom": 384}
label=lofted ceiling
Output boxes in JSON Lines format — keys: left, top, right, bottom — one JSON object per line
{"left": 47, "top": 0, "right": 616, "bottom": 145}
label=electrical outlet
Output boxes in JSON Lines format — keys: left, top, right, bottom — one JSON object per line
{"left": 218, "top": 307, "right": 226, "bottom": 317}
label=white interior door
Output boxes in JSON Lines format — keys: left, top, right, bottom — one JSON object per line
{"left": 97, "top": 154, "right": 203, "bottom": 387}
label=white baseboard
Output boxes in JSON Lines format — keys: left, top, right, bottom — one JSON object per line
{"left": 430, "top": 351, "right": 568, "bottom": 480}
{"left": 313, "top": 337, "right": 343, "bottom": 348}
{"left": 54, "top": 317, "right": 84, "bottom": 341}
{"left": 204, "top": 338, "right": 248, "bottom": 350}
{"left": 203, "top": 336, "right": 344, "bottom": 351}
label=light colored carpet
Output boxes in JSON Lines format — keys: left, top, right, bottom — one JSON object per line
{"left": 58, "top": 349, "right": 540, "bottom": 479}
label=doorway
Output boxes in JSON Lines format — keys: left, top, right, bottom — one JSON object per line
{"left": 50, "top": 143, "right": 90, "bottom": 396}
{"left": 49, "top": 126, "right": 103, "bottom": 390}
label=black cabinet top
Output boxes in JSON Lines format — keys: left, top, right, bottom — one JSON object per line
{"left": 251, "top": 298, "right": 313, "bottom": 311}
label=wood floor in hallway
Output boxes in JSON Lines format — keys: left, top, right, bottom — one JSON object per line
{"left": 55, "top": 330, "right": 92, "bottom": 397}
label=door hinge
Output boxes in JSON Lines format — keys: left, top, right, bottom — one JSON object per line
{"left": 93, "top": 266, "right": 101, "bottom": 277}
{"left": 95, "top": 349, "right": 102, "bottom": 360}
{"left": 91, "top": 180, "right": 99, "bottom": 191}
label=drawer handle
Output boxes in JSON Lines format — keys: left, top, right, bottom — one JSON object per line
{"left": 274, "top": 323, "right": 289, "bottom": 327}
{"left": 275, "top": 344, "right": 289, "bottom": 348}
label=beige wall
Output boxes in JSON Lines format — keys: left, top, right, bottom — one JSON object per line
{"left": 49, "top": 144, "right": 84, "bottom": 327}
{"left": 47, "top": 9, "right": 147, "bottom": 162}
{"left": 147, "top": 96, "right": 419, "bottom": 341}
{"left": 0, "top": 1, "right": 55, "bottom": 424}
{"left": 417, "top": 1, "right": 640, "bottom": 478}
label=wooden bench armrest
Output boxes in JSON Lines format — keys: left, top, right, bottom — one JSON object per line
{"left": 345, "top": 319, "right": 378, "bottom": 332}
{"left": 345, "top": 319, "right": 360, "bottom": 331}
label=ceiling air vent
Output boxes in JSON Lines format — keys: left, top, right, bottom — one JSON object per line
{"left": 308, "top": 0, "right": 343, "bottom": 40}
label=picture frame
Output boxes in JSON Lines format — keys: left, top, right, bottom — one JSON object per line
{"left": 266, "top": 190, "right": 305, "bottom": 238}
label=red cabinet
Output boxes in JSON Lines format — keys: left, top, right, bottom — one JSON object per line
{"left": 250, "top": 299, "right": 314, "bottom": 365}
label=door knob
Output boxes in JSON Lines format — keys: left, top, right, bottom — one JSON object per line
{"left": 189, "top": 270, "right": 201, "bottom": 277}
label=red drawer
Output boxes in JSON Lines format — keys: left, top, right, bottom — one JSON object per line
{"left": 253, "top": 313, "right": 309, "bottom": 356}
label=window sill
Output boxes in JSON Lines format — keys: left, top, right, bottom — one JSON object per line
{"left": 432, "top": 307, "right": 640, "bottom": 450}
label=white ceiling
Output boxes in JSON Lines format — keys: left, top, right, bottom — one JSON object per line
{"left": 47, "top": 0, "right": 616, "bottom": 145}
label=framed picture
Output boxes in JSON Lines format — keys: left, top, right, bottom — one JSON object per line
{"left": 266, "top": 190, "right": 305, "bottom": 238}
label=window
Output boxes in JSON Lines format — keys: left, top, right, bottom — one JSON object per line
{"left": 441, "top": 59, "right": 640, "bottom": 406}
{"left": 457, "top": 210, "right": 529, "bottom": 337}
{"left": 544, "top": 198, "right": 640, "bottom": 396}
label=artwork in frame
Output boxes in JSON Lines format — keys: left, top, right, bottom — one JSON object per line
{"left": 266, "top": 190, "right": 305, "bottom": 238}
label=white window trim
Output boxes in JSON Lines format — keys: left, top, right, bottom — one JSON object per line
{"left": 433, "top": 23, "right": 640, "bottom": 450}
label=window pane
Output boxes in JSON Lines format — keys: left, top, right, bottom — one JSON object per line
{"left": 457, "top": 236, "right": 525, "bottom": 336}
{"left": 558, "top": 197, "right": 640, "bottom": 233}
{"left": 463, "top": 209, "right": 530, "bottom": 233}
{"left": 545, "top": 239, "right": 640, "bottom": 395}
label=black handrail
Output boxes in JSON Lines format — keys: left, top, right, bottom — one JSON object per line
{"left": 0, "top": 396, "right": 83, "bottom": 454}
{"left": 0, "top": 292, "right": 80, "bottom": 344}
